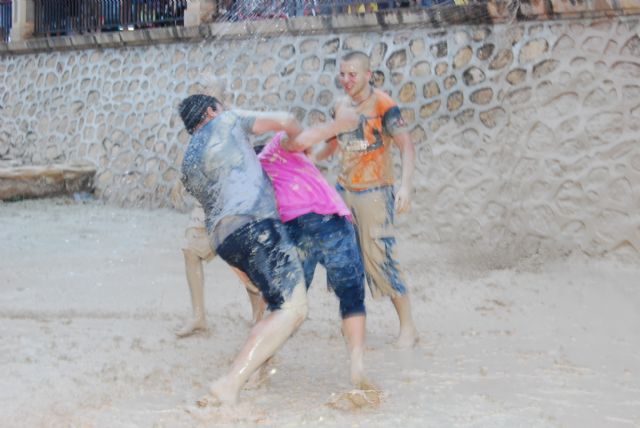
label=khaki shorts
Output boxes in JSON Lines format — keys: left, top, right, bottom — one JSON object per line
{"left": 183, "top": 226, "right": 215, "bottom": 261}
{"left": 182, "top": 205, "right": 215, "bottom": 261}
{"left": 337, "top": 185, "right": 407, "bottom": 299}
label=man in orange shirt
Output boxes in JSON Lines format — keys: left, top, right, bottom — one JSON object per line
{"left": 310, "top": 50, "right": 419, "bottom": 348}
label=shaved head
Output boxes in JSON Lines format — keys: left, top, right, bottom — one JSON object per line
{"left": 341, "top": 51, "right": 371, "bottom": 71}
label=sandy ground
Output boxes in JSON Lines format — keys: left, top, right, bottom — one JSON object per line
{"left": 1, "top": 197, "right": 639, "bottom": 428}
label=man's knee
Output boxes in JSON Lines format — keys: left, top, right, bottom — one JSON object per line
{"left": 337, "top": 284, "right": 365, "bottom": 318}
{"left": 182, "top": 247, "right": 203, "bottom": 263}
{"left": 280, "top": 284, "right": 308, "bottom": 324}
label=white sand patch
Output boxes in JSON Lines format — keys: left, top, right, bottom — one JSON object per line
{"left": 1, "top": 198, "right": 639, "bottom": 427}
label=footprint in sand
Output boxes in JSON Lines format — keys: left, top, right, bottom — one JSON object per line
{"left": 185, "top": 401, "right": 268, "bottom": 424}
{"left": 326, "top": 385, "right": 383, "bottom": 411}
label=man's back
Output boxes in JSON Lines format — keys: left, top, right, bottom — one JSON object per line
{"left": 181, "top": 111, "right": 279, "bottom": 246}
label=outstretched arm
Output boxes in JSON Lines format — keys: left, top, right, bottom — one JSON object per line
{"left": 284, "top": 105, "right": 359, "bottom": 152}
{"left": 235, "top": 110, "right": 303, "bottom": 139}
{"left": 283, "top": 122, "right": 342, "bottom": 152}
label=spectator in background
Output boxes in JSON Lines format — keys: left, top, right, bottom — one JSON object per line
{"left": 347, "top": 2, "right": 379, "bottom": 13}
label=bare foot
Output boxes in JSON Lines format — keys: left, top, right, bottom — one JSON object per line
{"left": 175, "top": 318, "right": 207, "bottom": 338}
{"left": 197, "top": 377, "right": 238, "bottom": 406}
{"left": 393, "top": 327, "right": 418, "bottom": 349}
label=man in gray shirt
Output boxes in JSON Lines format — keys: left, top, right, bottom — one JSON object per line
{"left": 179, "top": 94, "right": 307, "bottom": 405}
{"left": 179, "top": 94, "right": 366, "bottom": 406}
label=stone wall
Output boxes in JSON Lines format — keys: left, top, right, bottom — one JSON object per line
{"left": 1, "top": 12, "right": 639, "bottom": 258}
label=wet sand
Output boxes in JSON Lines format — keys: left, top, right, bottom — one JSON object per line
{"left": 1, "top": 198, "right": 639, "bottom": 427}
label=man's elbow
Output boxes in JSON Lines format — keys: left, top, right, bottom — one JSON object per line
{"left": 282, "top": 114, "right": 302, "bottom": 138}
{"left": 395, "top": 134, "right": 415, "bottom": 152}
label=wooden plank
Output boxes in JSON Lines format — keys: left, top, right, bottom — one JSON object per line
{"left": 0, "top": 163, "right": 96, "bottom": 201}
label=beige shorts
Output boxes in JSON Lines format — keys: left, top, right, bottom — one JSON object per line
{"left": 338, "top": 185, "right": 407, "bottom": 299}
{"left": 183, "top": 226, "right": 215, "bottom": 261}
{"left": 182, "top": 205, "right": 214, "bottom": 261}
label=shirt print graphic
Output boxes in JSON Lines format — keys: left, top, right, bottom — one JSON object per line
{"left": 339, "top": 114, "right": 384, "bottom": 153}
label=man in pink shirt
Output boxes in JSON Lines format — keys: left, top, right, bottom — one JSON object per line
{"left": 259, "top": 131, "right": 369, "bottom": 390}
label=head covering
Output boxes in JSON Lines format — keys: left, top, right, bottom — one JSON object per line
{"left": 178, "top": 94, "right": 219, "bottom": 135}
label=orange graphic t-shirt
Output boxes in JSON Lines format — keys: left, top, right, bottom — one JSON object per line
{"left": 335, "top": 89, "right": 407, "bottom": 191}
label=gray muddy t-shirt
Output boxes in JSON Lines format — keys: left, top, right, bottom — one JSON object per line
{"left": 181, "top": 110, "right": 280, "bottom": 248}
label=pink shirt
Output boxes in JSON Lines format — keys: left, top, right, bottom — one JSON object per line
{"left": 258, "top": 132, "right": 352, "bottom": 223}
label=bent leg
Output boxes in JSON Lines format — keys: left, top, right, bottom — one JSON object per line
{"left": 208, "top": 218, "right": 308, "bottom": 404}
{"left": 176, "top": 248, "right": 208, "bottom": 337}
{"left": 391, "top": 293, "right": 418, "bottom": 348}
{"left": 247, "top": 287, "right": 267, "bottom": 325}
{"left": 318, "top": 215, "right": 371, "bottom": 386}
{"left": 341, "top": 314, "right": 369, "bottom": 387}
{"left": 341, "top": 187, "right": 418, "bottom": 346}
{"left": 231, "top": 266, "right": 266, "bottom": 324}
{"left": 232, "top": 266, "right": 271, "bottom": 390}
{"left": 208, "top": 284, "right": 308, "bottom": 404}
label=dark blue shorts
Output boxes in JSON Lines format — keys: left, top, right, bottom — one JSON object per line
{"left": 216, "top": 218, "right": 304, "bottom": 312}
{"left": 285, "top": 213, "right": 365, "bottom": 318}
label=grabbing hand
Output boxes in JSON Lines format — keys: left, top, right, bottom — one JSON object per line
{"left": 394, "top": 185, "right": 412, "bottom": 214}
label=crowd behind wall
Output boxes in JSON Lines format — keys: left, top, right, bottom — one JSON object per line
{"left": 2, "top": 0, "right": 640, "bottom": 41}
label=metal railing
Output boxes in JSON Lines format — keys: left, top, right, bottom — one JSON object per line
{"left": 0, "top": 0, "right": 11, "bottom": 43}
{"left": 34, "top": 0, "right": 187, "bottom": 36}
{"left": 215, "top": 0, "right": 465, "bottom": 20}
{"left": 25, "top": 0, "right": 496, "bottom": 39}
